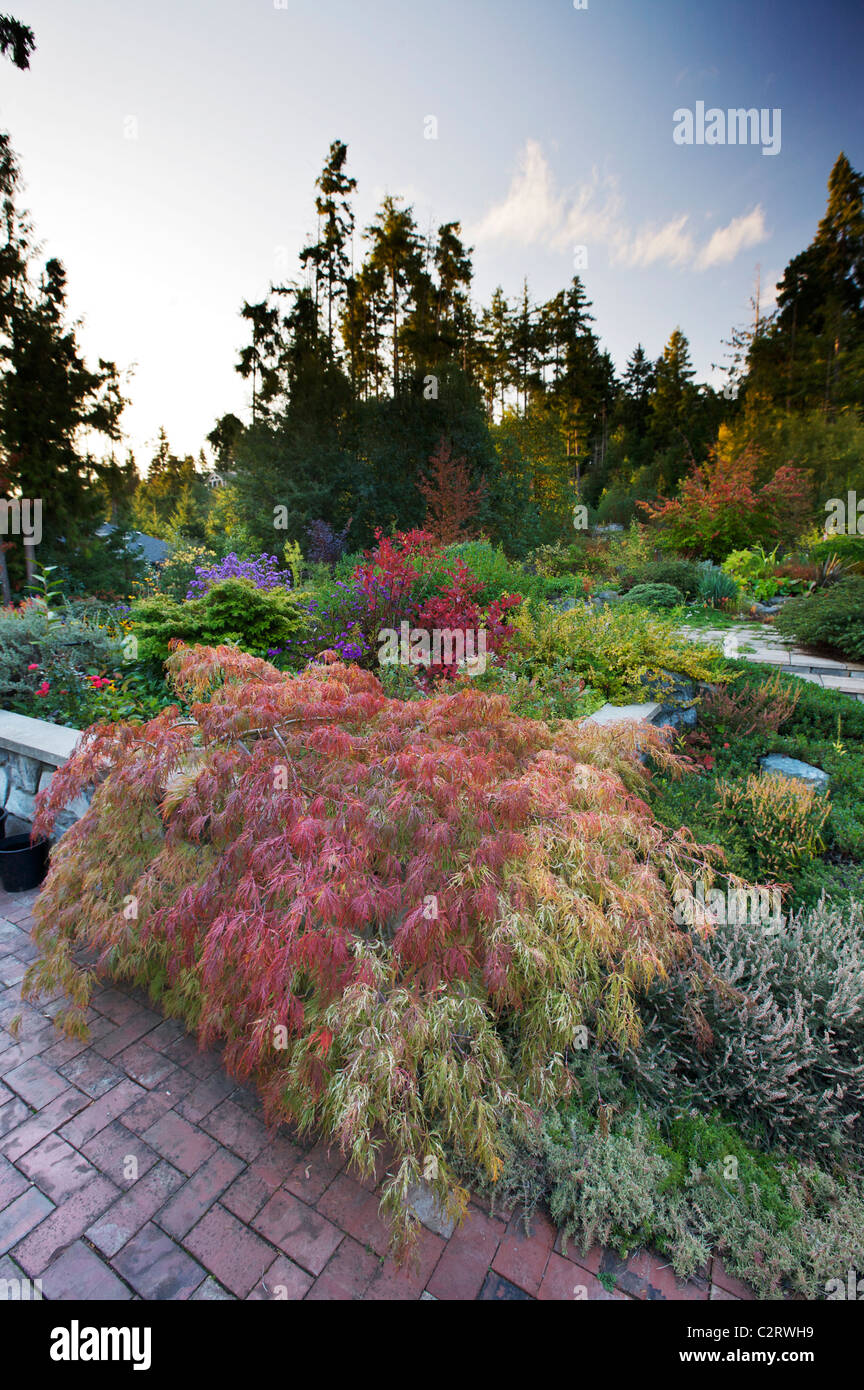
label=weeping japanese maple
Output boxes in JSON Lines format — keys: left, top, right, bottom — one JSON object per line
{"left": 25, "top": 644, "right": 717, "bottom": 1245}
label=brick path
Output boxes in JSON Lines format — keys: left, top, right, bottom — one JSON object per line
{"left": 0, "top": 884, "right": 752, "bottom": 1302}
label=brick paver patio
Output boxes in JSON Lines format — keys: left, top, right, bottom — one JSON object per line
{"left": 0, "top": 883, "right": 752, "bottom": 1302}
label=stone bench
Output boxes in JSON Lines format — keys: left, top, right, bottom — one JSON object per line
{"left": 0, "top": 711, "right": 90, "bottom": 835}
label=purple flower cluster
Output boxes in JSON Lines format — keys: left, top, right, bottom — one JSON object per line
{"left": 306, "top": 518, "right": 352, "bottom": 566}
{"left": 186, "top": 553, "right": 293, "bottom": 600}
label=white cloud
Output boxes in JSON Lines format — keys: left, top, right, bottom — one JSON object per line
{"left": 695, "top": 206, "right": 768, "bottom": 269}
{"left": 469, "top": 139, "right": 566, "bottom": 246}
{"left": 611, "top": 215, "right": 695, "bottom": 268}
{"left": 470, "top": 142, "right": 771, "bottom": 274}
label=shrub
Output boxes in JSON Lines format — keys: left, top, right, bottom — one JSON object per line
{"left": 527, "top": 542, "right": 589, "bottom": 577}
{"left": 186, "top": 552, "right": 293, "bottom": 600}
{"left": 25, "top": 644, "right": 715, "bottom": 1250}
{"left": 544, "top": 1105, "right": 864, "bottom": 1299}
{"left": 529, "top": 539, "right": 612, "bottom": 578}
{"left": 775, "top": 578, "right": 864, "bottom": 659}
{"left": 715, "top": 773, "right": 831, "bottom": 879}
{"left": 306, "top": 519, "right": 353, "bottom": 567}
{"left": 698, "top": 566, "right": 739, "bottom": 610}
{"left": 721, "top": 546, "right": 781, "bottom": 601}
{"left": 640, "top": 447, "right": 813, "bottom": 562}
{"left": 621, "top": 582, "right": 684, "bottom": 611}
{"left": 0, "top": 602, "right": 125, "bottom": 725}
{"left": 629, "top": 560, "right": 702, "bottom": 599}
{"left": 445, "top": 540, "right": 552, "bottom": 607}
{"left": 513, "top": 602, "right": 726, "bottom": 703}
{"left": 626, "top": 895, "right": 864, "bottom": 1165}
{"left": 129, "top": 578, "right": 310, "bottom": 666}
{"left": 153, "top": 544, "right": 216, "bottom": 601}
{"left": 698, "top": 672, "right": 801, "bottom": 739}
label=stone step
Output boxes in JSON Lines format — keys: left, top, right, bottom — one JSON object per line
{"left": 588, "top": 702, "right": 663, "bottom": 727}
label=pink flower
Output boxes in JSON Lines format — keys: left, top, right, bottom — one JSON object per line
{"left": 27, "top": 663, "right": 39, "bottom": 671}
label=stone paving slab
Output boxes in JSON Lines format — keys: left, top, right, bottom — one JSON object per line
{"left": 680, "top": 624, "right": 864, "bottom": 700}
{"left": 0, "top": 886, "right": 753, "bottom": 1302}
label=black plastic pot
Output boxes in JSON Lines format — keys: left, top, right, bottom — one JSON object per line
{"left": 0, "top": 834, "right": 49, "bottom": 893}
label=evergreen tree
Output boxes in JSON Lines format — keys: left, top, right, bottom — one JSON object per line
{"left": 364, "top": 197, "right": 425, "bottom": 389}
{"left": 299, "top": 140, "right": 357, "bottom": 355}
{"left": 0, "top": 13, "right": 34, "bottom": 69}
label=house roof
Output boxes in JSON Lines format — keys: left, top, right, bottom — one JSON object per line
{"left": 96, "top": 523, "right": 173, "bottom": 564}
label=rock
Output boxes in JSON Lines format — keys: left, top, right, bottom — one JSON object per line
{"left": 13, "top": 754, "right": 41, "bottom": 794}
{"left": 759, "top": 754, "right": 830, "bottom": 793}
{"left": 592, "top": 589, "right": 620, "bottom": 607}
{"left": 5, "top": 787, "right": 35, "bottom": 822}
{"left": 405, "top": 1182, "right": 457, "bottom": 1238}
{"left": 37, "top": 768, "right": 54, "bottom": 794}
{"left": 653, "top": 703, "right": 698, "bottom": 732}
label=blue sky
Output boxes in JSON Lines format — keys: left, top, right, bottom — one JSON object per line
{"left": 1, "top": 0, "right": 862, "bottom": 466}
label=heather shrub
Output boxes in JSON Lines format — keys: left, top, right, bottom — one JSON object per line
{"left": 25, "top": 644, "right": 715, "bottom": 1249}
{"left": 698, "top": 672, "right": 801, "bottom": 739}
{"left": 129, "top": 579, "right": 310, "bottom": 665}
{"left": 624, "top": 895, "right": 864, "bottom": 1164}
{"left": 715, "top": 773, "right": 831, "bottom": 879}
{"left": 775, "top": 578, "right": 864, "bottom": 659}
{"left": 544, "top": 1106, "right": 864, "bottom": 1298}
{"left": 621, "top": 582, "right": 684, "bottom": 611}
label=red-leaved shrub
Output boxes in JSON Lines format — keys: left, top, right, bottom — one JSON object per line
{"left": 25, "top": 644, "right": 718, "bottom": 1247}
{"left": 640, "top": 447, "right": 813, "bottom": 562}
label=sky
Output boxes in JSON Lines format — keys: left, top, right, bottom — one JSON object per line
{"left": 1, "top": 0, "right": 862, "bottom": 470}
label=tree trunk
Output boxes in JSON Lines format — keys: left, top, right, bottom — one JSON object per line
{"left": 23, "top": 541, "right": 35, "bottom": 590}
{"left": 392, "top": 266, "right": 398, "bottom": 389}
{"left": 0, "top": 543, "right": 11, "bottom": 605}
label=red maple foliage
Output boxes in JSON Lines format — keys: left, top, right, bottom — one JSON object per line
{"left": 418, "top": 438, "right": 486, "bottom": 545}
{"left": 25, "top": 643, "right": 718, "bottom": 1248}
{"left": 639, "top": 446, "right": 813, "bottom": 562}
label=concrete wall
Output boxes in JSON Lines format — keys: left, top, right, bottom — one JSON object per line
{"left": 0, "top": 711, "right": 90, "bottom": 836}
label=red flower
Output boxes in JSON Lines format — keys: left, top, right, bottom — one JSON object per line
{"left": 27, "top": 663, "right": 39, "bottom": 671}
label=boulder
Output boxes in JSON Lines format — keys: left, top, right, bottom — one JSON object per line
{"left": 759, "top": 754, "right": 830, "bottom": 793}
